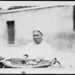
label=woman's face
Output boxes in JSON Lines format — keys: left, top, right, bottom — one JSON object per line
{"left": 33, "top": 31, "right": 42, "bottom": 44}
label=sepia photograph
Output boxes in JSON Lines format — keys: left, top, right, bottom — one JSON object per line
{"left": 0, "top": 1, "right": 74, "bottom": 74}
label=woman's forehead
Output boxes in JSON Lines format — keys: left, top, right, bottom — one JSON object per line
{"left": 33, "top": 31, "right": 40, "bottom": 35}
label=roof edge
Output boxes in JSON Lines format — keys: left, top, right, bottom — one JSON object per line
{"left": 0, "top": 5, "right": 72, "bottom": 14}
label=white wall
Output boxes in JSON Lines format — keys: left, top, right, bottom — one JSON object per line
{"left": 15, "top": 6, "right": 73, "bottom": 44}
{"left": 0, "top": 15, "right": 7, "bottom": 46}
{"left": 0, "top": 5, "right": 73, "bottom": 45}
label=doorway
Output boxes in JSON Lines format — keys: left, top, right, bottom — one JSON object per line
{"left": 7, "top": 21, "right": 15, "bottom": 44}
{"left": 73, "top": 6, "right": 75, "bottom": 31}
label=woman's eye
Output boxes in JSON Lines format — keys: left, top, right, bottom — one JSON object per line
{"left": 33, "top": 35, "right": 39, "bottom": 37}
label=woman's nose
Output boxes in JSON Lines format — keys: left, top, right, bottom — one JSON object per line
{"left": 34, "top": 36, "right": 38, "bottom": 38}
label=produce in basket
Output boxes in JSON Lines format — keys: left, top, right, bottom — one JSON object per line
{"left": 3, "top": 58, "right": 51, "bottom": 68}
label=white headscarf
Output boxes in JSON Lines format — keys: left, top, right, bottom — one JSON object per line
{"left": 33, "top": 28, "right": 44, "bottom": 35}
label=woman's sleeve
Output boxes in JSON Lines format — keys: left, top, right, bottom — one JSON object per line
{"left": 44, "top": 45, "right": 54, "bottom": 60}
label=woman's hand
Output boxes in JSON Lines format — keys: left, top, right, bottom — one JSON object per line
{"left": 34, "top": 57, "right": 44, "bottom": 63}
{"left": 22, "top": 54, "right": 29, "bottom": 61}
